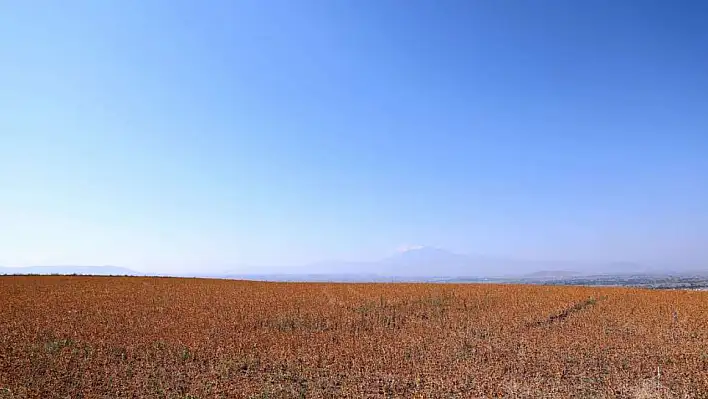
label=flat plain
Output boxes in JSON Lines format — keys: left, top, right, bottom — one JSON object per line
{"left": 1, "top": 276, "right": 707, "bottom": 398}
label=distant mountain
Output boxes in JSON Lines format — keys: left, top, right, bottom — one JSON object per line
{"left": 3, "top": 251, "right": 676, "bottom": 282}
{"left": 599, "top": 261, "right": 652, "bottom": 275}
{"left": 379, "top": 246, "right": 489, "bottom": 276}
{"left": 0, "top": 265, "right": 142, "bottom": 276}
{"left": 386, "top": 246, "right": 470, "bottom": 265}
{"left": 294, "top": 247, "right": 536, "bottom": 278}
{"left": 290, "top": 247, "right": 658, "bottom": 279}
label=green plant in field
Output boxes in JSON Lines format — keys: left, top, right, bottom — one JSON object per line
{"left": 274, "top": 316, "right": 298, "bottom": 332}
{"left": 298, "top": 381, "right": 308, "bottom": 399}
{"left": 44, "top": 338, "right": 73, "bottom": 353}
{"left": 180, "top": 347, "right": 192, "bottom": 361}
{"left": 354, "top": 302, "right": 374, "bottom": 315}
{"left": 248, "top": 387, "right": 272, "bottom": 399}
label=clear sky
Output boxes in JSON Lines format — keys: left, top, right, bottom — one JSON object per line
{"left": 2, "top": 1, "right": 707, "bottom": 273}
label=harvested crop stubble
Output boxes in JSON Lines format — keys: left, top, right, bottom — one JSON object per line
{"left": 1, "top": 276, "right": 707, "bottom": 398}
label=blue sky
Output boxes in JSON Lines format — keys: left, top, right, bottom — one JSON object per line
{"left": 1, "top": 1, "right": 707, "bottom": 273}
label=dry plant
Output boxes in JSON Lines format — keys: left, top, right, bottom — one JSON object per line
{"left": 1, "top": 276, "right": 707, "bottom": 398}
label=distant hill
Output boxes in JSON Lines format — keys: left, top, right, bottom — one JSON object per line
{"left": 295, "top": 247, "right": 645, "bottom": 278}
{"left": 4, "top": 251, "right": 688, "bottom": 282}
{"left": 293, "top": 246, "right": 499, "bottom": 277}
{"left": 207, "top": 247, "right": 665, "bottom": 280}
{"left": 0, "top": 265, "right": 142, "bottom": 276}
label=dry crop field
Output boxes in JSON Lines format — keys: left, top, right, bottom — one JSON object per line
{"left": 1, "top": 276, "right": 707, "bottom": 398}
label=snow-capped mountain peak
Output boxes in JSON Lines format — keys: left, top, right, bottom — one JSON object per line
{"left": 384, "top": 246, "right": 471, "bottom": 271}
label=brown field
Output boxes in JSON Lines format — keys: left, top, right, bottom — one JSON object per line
{"left": 1, "top": 276, "right": 707, "bottom": 398}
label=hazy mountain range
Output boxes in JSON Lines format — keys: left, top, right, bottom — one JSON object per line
{"left": 0, "top": 265, "right": 142, "bottom": 276}
{"left": 1, "top": 246, "right": 701, "bottom": 279}
{"left": 291, "top": 247, "right": 665, "bottom": 278}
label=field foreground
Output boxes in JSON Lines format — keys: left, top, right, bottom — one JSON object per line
{"left": 1, "top": 276, "right": 707, "bottom": 398}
